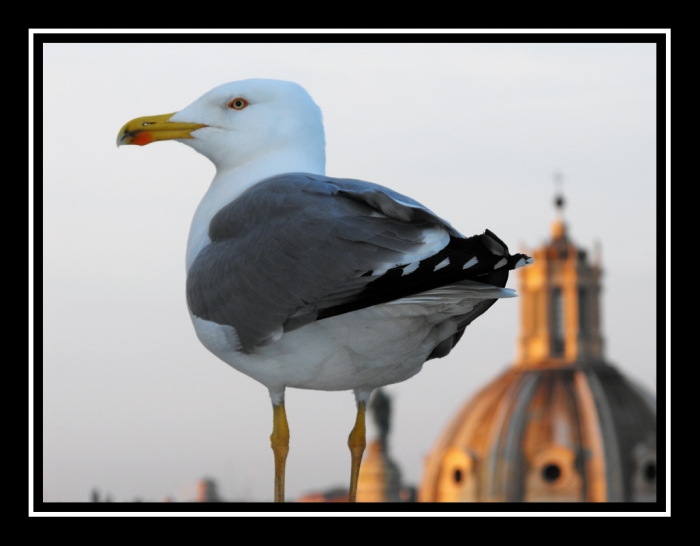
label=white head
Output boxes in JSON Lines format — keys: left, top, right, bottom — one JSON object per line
{"left": 118, "top": 79, "right": 326, "bottom": 176}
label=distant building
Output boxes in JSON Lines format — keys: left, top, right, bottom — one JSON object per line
{"left": 195, "top": 477, "right": 222, "bottom": 502}
{"left": 356, "top": 389, "right": 403, "bottom": 502}
{"left": 296, "top": 389, "right": 416, "bottom": 502}
{"left": 419, "top": 195, "right": 656, "bottom": 502}
{"left": 297, "top": 487, "right": 349, "bottom": 502}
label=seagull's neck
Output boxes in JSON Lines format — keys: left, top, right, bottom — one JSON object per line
{"left": 186, "top": 150, "right": 325, "bottom": 271}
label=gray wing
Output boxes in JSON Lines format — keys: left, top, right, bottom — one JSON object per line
{"left": 186, "top": 173, "right": 452, "bottom": 351}
{"left": 186, "top": 173, "right": 529, "bottom": 353}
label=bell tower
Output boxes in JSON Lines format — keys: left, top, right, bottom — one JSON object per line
{"left": 516, "top": 174, "right": 604, "bottom": 367}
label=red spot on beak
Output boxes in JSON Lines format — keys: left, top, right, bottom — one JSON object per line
{"left": 132, "top": 132, "right": 154, "bottom": 146}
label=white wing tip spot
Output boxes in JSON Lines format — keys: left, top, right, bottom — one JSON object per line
{"left": 463, "top": 257, "right": 478, "bottom": 269}
{"left": 434, "top": 258, "right": 450, "bottom": 271}
{"left": 515, "top": 256, "right": 535, "bottom": 269}
{"left": 402, "top": 261, "right": 420, "bottom": 276}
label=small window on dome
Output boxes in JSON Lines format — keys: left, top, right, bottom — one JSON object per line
{"left": 644, "top": 462, "right": 656, "bottom": 483}
{"left": 542, "top": 463, "right": 562, "bottom": 483}
{"left": 454, "top": 468, "right": 463, "bottom": 483}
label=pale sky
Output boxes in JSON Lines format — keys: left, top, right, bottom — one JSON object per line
{"left": 41, "top": 40, "right": 661, "bottom": 503}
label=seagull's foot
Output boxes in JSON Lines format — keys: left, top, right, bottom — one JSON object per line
{"left": 347, "top": 401, "right": 367, "bottom": 503}
{"left": 270, "top": 402, "right": 290, "bottom": 503}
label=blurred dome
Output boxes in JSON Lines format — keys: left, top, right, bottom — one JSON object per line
{"left": 419, "top": 194, "right": 656, "bottom": 502}
{"left": 418, "top": 364, "right": 655, "bottom": 502}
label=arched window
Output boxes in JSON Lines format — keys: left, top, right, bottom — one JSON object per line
{"left": 551, "top": 288, "right": 565, "bottom": 356}
{"left": 578, "top": 288, "right": 588, "bottom": 338}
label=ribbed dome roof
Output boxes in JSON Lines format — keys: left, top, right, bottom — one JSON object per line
{"left": 419, "top": 199, "right": 656, "bottom": 503}
{"left": 418, "top": 363, "right": 656, "bottom": 502}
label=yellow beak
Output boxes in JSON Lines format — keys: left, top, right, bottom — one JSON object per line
{"left": 117, "top": 113, "right": 207, "bottom": 147}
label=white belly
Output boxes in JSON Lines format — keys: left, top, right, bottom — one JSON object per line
{"left": 190, "top": 302, "right": 460, "bottom": 393}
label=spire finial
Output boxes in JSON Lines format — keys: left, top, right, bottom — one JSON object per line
{"left": 553, "top": 170, "right": 565, "bottom": 214}
{"left": 551, "top": 170, "right": 566, "bottom": 239}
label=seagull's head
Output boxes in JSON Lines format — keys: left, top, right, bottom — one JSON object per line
{"left": 117, "top": 79, "right": 326, "bottom": 174}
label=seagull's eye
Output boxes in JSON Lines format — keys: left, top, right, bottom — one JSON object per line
{"left": 228, "top": 98, "right": 249, "bottom": 110}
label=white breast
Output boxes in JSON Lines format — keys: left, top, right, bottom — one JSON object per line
{"left": 187, "top": 282, "right": 501, "bottom": 393}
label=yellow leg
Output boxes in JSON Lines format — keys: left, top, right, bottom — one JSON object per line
{"left": 347, "top": 401, "right": 367, "bottom": 503}
{"left": 270, "top": 402, "right": 290, "bottom": 503}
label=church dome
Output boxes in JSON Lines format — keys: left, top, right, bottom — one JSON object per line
{"left": 419, "top": 192, "right": 656, "bottom": 502}
{"left": 418, "top": 363, "right": 656, "bottom": 502}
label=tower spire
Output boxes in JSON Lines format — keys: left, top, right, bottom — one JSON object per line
{"left": 551, "top": 170, "right": 567, "bottom": 240}
{"left": 515, "top": 172, "right": 604, "bottom": 367}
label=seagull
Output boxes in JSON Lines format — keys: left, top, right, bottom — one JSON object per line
{"left": 117, "top": 79, "right": 533, "bottom": 502}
